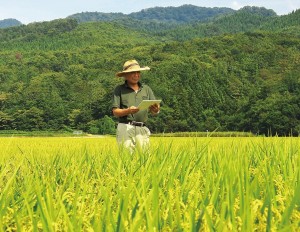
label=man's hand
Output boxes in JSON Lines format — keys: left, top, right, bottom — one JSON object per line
{"left": 112, "top": 106, "right": 139, "bottom": 117}
{"left": 128, "top": 106, "right": 139, "bottom": 114}
{"left": 149, "top": 103, "right": 160, "bottom": 114}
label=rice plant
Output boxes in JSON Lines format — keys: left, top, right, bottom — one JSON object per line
{"left": 0, "top": 136, "right": 299, "bottom": 231}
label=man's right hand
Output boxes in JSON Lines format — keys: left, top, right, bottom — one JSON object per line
{"left": 113, "top": 106, "right": 139, "bottom": 117}
{"left": 128, "top": 106, "right": 139, "bottom": 114}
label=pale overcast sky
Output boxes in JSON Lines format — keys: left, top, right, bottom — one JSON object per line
{"left": 1, "top": 0, "right": 299, "bottom": 24}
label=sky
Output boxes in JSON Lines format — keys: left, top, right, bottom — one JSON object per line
{"left": 1, "top": 0, "right": 299, "bottom": 24}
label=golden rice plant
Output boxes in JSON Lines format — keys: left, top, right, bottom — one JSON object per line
{"left": 0, "top": 136, "right": 299, "bottom": 231}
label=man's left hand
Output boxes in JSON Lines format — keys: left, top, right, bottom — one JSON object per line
{"left": 149, "top": 103, "right": 160, "bottom": 114}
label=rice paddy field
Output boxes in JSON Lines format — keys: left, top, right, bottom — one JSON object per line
{"left": 0, "top": 136, "right": 299, "bottom": 231}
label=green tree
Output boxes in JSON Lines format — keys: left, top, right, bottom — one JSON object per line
{"left": 0, "top": 111, "right": 14, "bottom": 129}
{"left": 13, "top": 107, "right": 45, "bottom": 130}
{"left": 87, "top": 115, "right": 116, "bottom": 135}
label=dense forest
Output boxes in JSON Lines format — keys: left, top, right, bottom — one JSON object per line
{"left": 0, "top": 5, "right": 299, "bottom": 135}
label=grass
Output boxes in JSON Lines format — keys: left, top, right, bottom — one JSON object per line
{"left": 0, "top": 130, "right": 86, "bottom": 137}
{"left": 0, "top": 136, "right": 299, "bottom": 231}
{"left": 154, "top": 131, "right": 255, "bottom": 137}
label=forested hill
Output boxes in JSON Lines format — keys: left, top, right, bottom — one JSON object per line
{"left": 67, "top": 6, "right": 300, "bottom": 40}
{"left": 156, "top": 6, "right": 279, "bottom": 40}
{"left": 0, "top": 18, "right": 22, "bottom": 28}
{"left": 68, "top": 5, "right": 278, "bottom": 34}
{"left": 170, "top": 7, "right": 300, "bottom": 40}
{"left": 260, "top": 8, "right": 300, "bottom": 34}
{"left": 0, "top": 7, "right": 299, "bottom": 136}
{"left": 68, "top": 5, "right": 235, "bottom": 24}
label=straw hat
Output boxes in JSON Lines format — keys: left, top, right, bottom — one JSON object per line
{"left": 116, "top": 59, "right": 150, "bottom": 77}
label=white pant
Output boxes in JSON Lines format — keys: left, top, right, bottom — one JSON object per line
{"left": 116, "top": 123, "right": 151, "bottom": 153}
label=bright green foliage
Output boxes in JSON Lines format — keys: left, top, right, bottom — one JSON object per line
{"left": 0, "top": 137, "right": 299, "bottom": 231}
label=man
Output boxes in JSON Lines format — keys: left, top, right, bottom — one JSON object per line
{"left": 112, "top": 59, "right": 160, "bottom": 152}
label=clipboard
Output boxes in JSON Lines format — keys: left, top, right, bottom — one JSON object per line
{"left": 138, "top": 100, "right": 161, "bottom": 110}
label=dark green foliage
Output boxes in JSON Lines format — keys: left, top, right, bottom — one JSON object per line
{"left": 0, "top": 20, "right": 159, "bottom": 51}
{"left": 0, "top": 19, "right": 78, "bottom": 43}
{"left": 67, "top": 6, "right": 279, "bottom": 40}
{"left": 0, "top": 6, "right": 299, "bottom": 136}
{"left": 155, "top": 6, "right": 278, "bottom": 40}
{"left": 261, "top": 9, "right": 300, "bottom": 30}
{"left": 68, "top": 12, "right": 129, "bottom": 23}
{"left": 87, "top": 116, "right": 116, "bottom": 134}
{"left": 128, "top": 5, "right": 234, "bottom": 23}
{"left": 66, "top": 5, "right": 235, "bottom": 35}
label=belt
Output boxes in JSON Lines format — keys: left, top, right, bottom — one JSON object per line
{"left": 123, "top": 121, "right": 146, "bottom": 127}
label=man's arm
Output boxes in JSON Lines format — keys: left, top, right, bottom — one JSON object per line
{"left": 112, "top": 106, "right": 139, "bottom": 117}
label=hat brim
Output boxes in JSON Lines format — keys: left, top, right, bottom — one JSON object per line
{"left": 116, "top": 66, "right": 150, "bottom": 77}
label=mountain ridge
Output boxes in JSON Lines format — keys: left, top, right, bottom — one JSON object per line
{"left": 68, "top": 4, "right": 236, "bottom": 24}
{"left": 1, "top": 4, "right": 279, "bottom": 27}
{"left": 0, "top": 18, "right": 22, "bottom": 28}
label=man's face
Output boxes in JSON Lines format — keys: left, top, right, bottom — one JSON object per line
{"left": 125, "top": 71, "right": 141, "bottom": 84}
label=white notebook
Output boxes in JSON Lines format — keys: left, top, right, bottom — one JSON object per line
{"left": 138, "top": 100, "right": 161, "bottom": 110}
